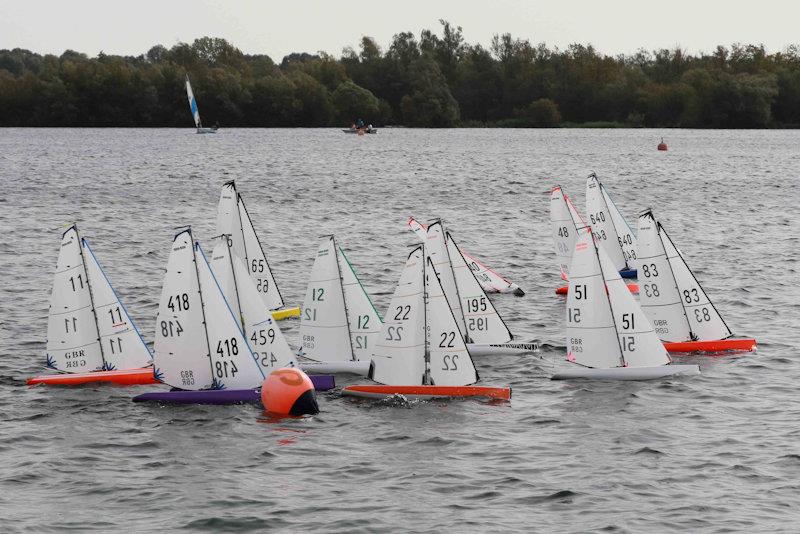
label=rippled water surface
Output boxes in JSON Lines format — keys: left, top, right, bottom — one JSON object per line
{"left": 1, "top": 128, "right": 798, "bottom": 532}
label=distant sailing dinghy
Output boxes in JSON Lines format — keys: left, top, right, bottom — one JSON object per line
{"left": 551, "top": 185, "right": 638, "bottom": 296}
{"left": 297, "top": 236, "right": 383, "bottom": 376}
{"left": 408, "top": 217, "right": 524, "bottom": 296}
{"left": 637, "top": 210, "right": 756, "bottom": 353}
{"left": 425, "top": 220, "right": 538, "bottom": 356}
{"left": 343, "top": 246, "right": 511, "bottom": 400}
{"left": 185, "top": 75, "right": 217, "bottom": 134}
{"left": 28, "top": 225, "right": 154, "bottom": 387}
{"left": 133, "top": 229, "right": 333, "bottom": 405}
{"left": 551, "top": 228, "right": 700, "bottom": 381}
{"left": 215, "top": 181, "right": 299, "bottom": 320}
{"left": 585, "top": 173, "right": 638, "bottom": 278}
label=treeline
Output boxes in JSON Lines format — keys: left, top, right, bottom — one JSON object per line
{"left": 2, "top": 21, "right": 800, "bottom": 128}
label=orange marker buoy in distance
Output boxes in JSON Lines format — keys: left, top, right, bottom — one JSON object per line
{"left": 657, "top": 137, "right": 668, "bottom": 151}
{"left": 261, "top": 368, "right": 319, "bottom": 416}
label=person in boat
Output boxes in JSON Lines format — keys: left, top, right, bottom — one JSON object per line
{"left": 367, "top": 124, "right": 373, "bottom": 132}
{"left": 356, "top": 118, "right": 365, "bottom": 129}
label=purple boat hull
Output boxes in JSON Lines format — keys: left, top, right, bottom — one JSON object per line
{"left": 132, "top": 374, "right": 335, "bottom": 405}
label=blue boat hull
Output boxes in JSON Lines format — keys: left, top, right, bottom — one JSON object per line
{"left": 132, "top": 375, "right": 335, "bottom": 404}
{"left": 619, "top": 268, "right": 637, "bottom": 279}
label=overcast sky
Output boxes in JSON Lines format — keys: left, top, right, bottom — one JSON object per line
{"left": 1, "top": 1, "right": 798, "bottom": 60}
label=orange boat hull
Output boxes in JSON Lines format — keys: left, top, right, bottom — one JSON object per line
{"left": 557, "top": 283, "right": 639, "bottom": 295}
{"left": 342, "top": 384, "right": 511, "bottom": 400}
{"left": 663, "top": 338, "right": 756, "bottom": 353}
{"left": 27, "top": 368, "right": 157, "bottom": 386}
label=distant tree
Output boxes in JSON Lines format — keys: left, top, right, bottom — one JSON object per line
{"left": 331, "top": 80, "right": 380, "bottom": 124}
{"left": 400, "top": 57, "right": 459, "bottom": 126}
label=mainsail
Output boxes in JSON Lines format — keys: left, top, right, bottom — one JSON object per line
{"left": 185, "top": 75, "right": 202, "bottom": 129}
{"left": 46, "top": 226, "right": 105, "bottom": 372}
{"left": 215, "top": 181, "right": 284, "bottom": 310}
{"left": 550, "top": 185, "right": 587, "bottom": 278}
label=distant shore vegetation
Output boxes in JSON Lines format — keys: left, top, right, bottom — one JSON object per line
{"left": 1, "top": 21, "right": 798, "bottom": 128}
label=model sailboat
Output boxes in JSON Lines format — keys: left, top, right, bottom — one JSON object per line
{"left": 297, "top": 235, "right": 383, "bottom": 375}
{"left": 133, "top": 229, "right": 332, "bottom": 404}
{"left": 551, "top": 228, "right": 700, "bottom": 380}
{"left": 408, "top": 217, "right": 524, "bottom": 296}
{"left": 585, "top": 173, "right": 638, "bottom": 278}
{"left": 28, "top": 225, "right": 154, "bottom": 386}
{"left": 215, "top": 181, "right": 299, "bottom": 320}
{"left": 637, "top": 209, "right": 756, "bottom": 353}
{"left": 185, "top": 75, "right": 217, "bottom": 134}
{"left": 343, "top": 245, "right": 511, "bottom": 400}
{"left": 424, "top": 220, "right": 538, "bottom": 356}
{"left": 551, "top": 185, "right": 638, "bottom": 296}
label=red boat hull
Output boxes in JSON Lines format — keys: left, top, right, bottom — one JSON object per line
{"left": 27, "top": 368, "right": 157, "bottom": 386}
{"left": 663, "top": 338, "right": 756, "bottom": 353}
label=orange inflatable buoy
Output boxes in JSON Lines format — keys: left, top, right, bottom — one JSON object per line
{"left": 261, "top": 368, "right": 319, "bottom": 416}
{"left": 657, "top": 137, "right": 668, "bottom": 151}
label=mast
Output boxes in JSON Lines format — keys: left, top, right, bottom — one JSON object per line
{"left": 222, "top": 234, "right": 245, "bottom": 329}
{"left": 76, "top": 225, "right": 107, "bottom": 369}
{"left": 421, "top": 244, "right": 431, "bottom": 385}
{"left": 188, "top": 229, "right": 216, "bottom": 385}
{"left": 652, "top": 218, "right": 694, "bottom": 339}
{"left": 228, "top": 182, "right": 248, "bottom": 266}
{"left": 331, "top": 235, "right": 356, "bottom": 361}
{"left": 591, "top": 234, "right": 626, "bottom": 367}
{"left": 437, "top": 219, "right": 468, "bottom": 342}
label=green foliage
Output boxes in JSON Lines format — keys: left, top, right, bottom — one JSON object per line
{"left": 331, "top": 81, "right": 380, "bottom": 124}
{"left": 0, "top": 28, "right": 799, "bottom": 127}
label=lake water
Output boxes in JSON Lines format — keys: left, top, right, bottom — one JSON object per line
{"left": 0, "top": 128, "right": 798, "bottom": 532}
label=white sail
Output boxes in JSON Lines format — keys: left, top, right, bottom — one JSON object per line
{"left": 636, "top": 211, "right": 693, "bottom": 342}
{"left": 601, "top": 241, "right": 671, "bottom": 368}
{"left": 550, "top": 186, "right": 584, "bottom": 278}
{"left": 338, "top": 247, "right": 382, "bottom": 361}
{"left": 215, "top": 182, "right": 284, "bottom": 310}
{"left": 153, "top": 230, "right": 213, "bottom": 390}
{"left": 196, "top": 244, "right": 264, "bottom": 389}
{"left": 232, "top": 256, "right": 298, "bottom": 372}
{"left": 446, "top": 232, "right": 512, "bottom": 344}
{"left": 215, "top": 182, "right": 246, "bottom": 260}
{"left": 45, "top": 226, "right": 105, "bottom": 373}
{"left": 565, "top": 229, "right": 623, "bottom": 368}
{"left": 185, "top": 75, "right": 201, "bottom": 128}
{"left": 585, "top": 174, "right": 634, "bottom": 272}
{"left": 238, "top": 195, "right": 284, "bottom": 310}
{"left": 408, "top": 216, "right": 518, "bottom": 294}
{"left": 603, "top": 185, "right": 638, "bottom": 270}
{"left": 209, "top": 236, "right": 243, "bottom": 325}
{"left": 426, "top": 256, "right": 479, "bottom": 386}
{"left": 408, "top": 217, "right": 428, "bottom": 242}
{"left": 661, "top": 225, "right": 732, "bottom": 341}
{"left": 369, "top": 247, "right": 427, "bottom": 386}
{"left": 424, "top": 221, "right": 467, "bottom": 336}
{"left": 82, "top": 239, "right": 152, "bottom": 371}
{"left": 299, "top": 236, "right": 353, "bottom": 362}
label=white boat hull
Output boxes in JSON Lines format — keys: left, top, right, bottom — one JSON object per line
{"left": 467, "top": 340, "right": 539, "bottom": 357}
{"left": 196, "top": 127, "right": 218, "bottom": 134}
{"left": 551, "top": 364, "right": 700, "bottom": 381}
{"left": 298, "top": 360, "right": 371, "bottom": 376}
